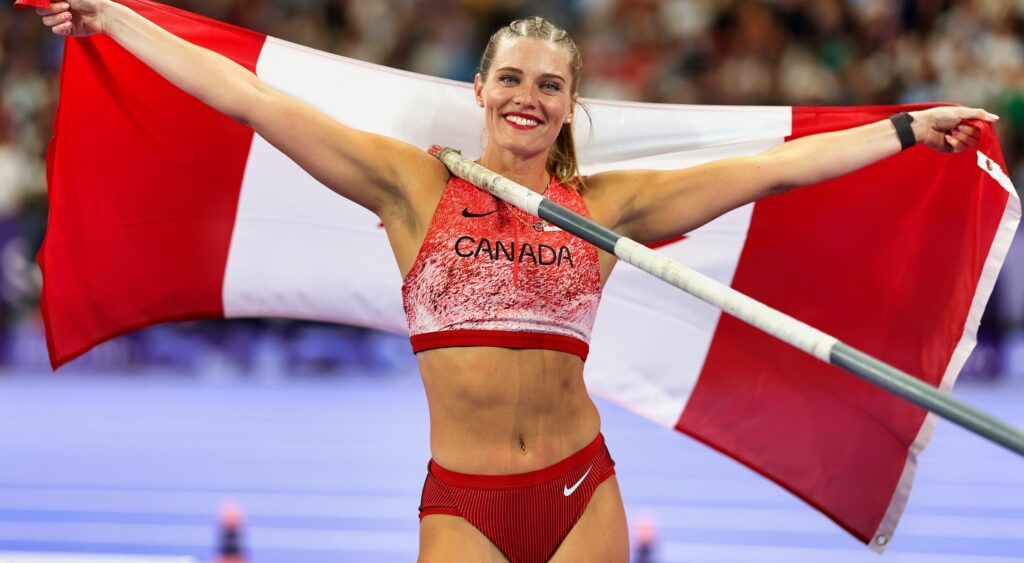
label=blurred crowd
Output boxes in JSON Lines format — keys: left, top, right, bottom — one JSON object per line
{"left": 1, "top": 0, "right": 1022, "bottom": 376}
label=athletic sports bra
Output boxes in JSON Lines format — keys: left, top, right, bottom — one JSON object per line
{"left": 401, "top": 173, "right": 602, "bottom": 361}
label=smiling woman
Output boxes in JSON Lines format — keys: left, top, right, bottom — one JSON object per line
{"left": 473, "top": 17, "right": 585, "bottom": 193}
{"left": 33, "top": 1, "right": 999, "bottom": 561}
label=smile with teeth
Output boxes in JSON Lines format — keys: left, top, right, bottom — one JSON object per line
{"left": 505, "top": 114, "right": 541, "bottom": 129}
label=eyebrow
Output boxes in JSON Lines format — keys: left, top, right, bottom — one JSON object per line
{"left": 495, "top": 67, "right": 567, "bottom": 82}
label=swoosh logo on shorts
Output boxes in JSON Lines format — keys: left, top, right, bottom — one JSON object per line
{"left": 462, "top": 208, "right": 498, "bottom": 218}
{"left": 563, "top": 465, "right": 593, "bottom": 497}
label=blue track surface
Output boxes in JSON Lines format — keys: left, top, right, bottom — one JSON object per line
{"left": 0, "top": 371, "right": 1021, "bottom": 562}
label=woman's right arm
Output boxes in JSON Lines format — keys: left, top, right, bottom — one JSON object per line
{"left": 38, "top": 0, "right": 443, "bottom": 216}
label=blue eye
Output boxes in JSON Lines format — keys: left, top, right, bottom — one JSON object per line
{"left": 499, "top": 75, "right": 519, "bottom": 85}
{"left": 541, "top": 82, "right": 561, "bottom": 92}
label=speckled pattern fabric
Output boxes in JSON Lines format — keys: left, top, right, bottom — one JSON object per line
{"left": 401, "top": 174, "right": 602, "bottom": 361}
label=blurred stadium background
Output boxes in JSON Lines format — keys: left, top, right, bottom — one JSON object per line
{"left": 0, "top": 1, "right": 1022, "bottom": 562}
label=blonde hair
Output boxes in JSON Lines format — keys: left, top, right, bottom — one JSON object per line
{"left": 478, "top": 17, "right": 586, "bottom": 189}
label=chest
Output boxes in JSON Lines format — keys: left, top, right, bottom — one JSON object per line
{"left": 403, "top": 177, "right": 601, "bottom": 309}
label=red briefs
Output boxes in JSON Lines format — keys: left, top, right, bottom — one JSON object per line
{"left": 419, "top": 433, "right": 616, "bottom": 563}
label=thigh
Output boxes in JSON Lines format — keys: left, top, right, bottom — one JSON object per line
{"left": 418, "top": 514, "right": 509, "bottom": 563}
{"left": 549, "top": 476, "right": 629, "bottom": 562}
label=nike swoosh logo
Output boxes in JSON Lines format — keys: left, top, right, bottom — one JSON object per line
{"left": 462, "top": 208, "right": 497, "bottom": 218}
{"left": 563, "top": 466, "right": 593, "bottom": 497}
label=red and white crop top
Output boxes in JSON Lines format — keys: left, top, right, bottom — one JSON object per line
{"left": 401, "top": 173, "right": 602, "bottom": 361}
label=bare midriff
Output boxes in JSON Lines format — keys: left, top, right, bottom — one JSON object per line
{"left": 417, "top": 345, "right": 601, "bottom": 475}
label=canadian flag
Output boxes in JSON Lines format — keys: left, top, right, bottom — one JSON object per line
{"left": 38, "top": 0, "right": 1019, "bottom": 549}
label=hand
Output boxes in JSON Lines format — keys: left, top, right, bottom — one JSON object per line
{"left": 37, "top": 0, "right": 108, "bottom": 37}
{"left": 909, "top": 106, "right": 999, "bottom": 154}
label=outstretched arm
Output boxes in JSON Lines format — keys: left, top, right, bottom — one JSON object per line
{"left": 592, "top": 106, "right": 997, "bottom": 244}
{"left": 37, "top": 0, "right": 443, "bottom": 216}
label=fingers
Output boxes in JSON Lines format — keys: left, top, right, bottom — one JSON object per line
{"left": 42, "top": 11, "right": 72, "bottom": 27}
{"left": 955, "top": 124, "right": 980, "bottom": 147}
{"left": 919, "top": 106, "right": 996, "bottom": 154}
{"left": 37, "top": 2, "right": 77, "bottom": 36}
{"left": 953, "top": 126, "right": 980, "bottom": 149}
{"left": 35, "top": 2, "right": 69, "bottom": 16}
{"left": 944, "top": 129, "right": 982, "bottom": 153}
{"left": 955, "top": 106, "right": 999, "bottom": 122}
{"left": 956, "top": 124, "right": 980, "bottom": 139}
{"left": 52, "top": 21, "right": 74, "bottom": 35}
{"left": 38, "top": 1, "right": 74, "bottom": 35}
{"left": 944, "top": 134, "right": 963, "bottom": 153}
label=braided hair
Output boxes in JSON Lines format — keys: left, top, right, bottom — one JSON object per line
{"left": 478, "top": 17, "right": 586, "bottom": 189}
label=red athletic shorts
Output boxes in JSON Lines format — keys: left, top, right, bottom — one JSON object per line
{"left": 419, "top": 433, "right": 616, "bottom": 563}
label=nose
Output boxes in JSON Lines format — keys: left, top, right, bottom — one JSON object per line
{"left": 512, "top": 85, "right": 537, "bottom": 108}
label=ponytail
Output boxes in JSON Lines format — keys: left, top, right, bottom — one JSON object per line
{"left": 547, "top": 115, "right": 585, "bottom": 189}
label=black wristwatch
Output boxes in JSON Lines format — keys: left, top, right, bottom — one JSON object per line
{"left": 890, "top": 112, "right": 916, "bottom": 151}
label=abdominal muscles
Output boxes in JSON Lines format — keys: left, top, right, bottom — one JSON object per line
{"left": 417, "top": 345, "right": 601, "bottom": 475}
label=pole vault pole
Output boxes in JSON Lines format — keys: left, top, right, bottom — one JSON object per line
{"left": 430, "top": 145, "right": 1024, "bottom": 457}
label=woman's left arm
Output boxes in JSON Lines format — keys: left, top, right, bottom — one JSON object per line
{"left": 600, "top": 106, "right": 997, "bottom": 244}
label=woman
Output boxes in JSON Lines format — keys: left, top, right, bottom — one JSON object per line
{"left": 36, "top": 3, "right": 995, "bottom": 562}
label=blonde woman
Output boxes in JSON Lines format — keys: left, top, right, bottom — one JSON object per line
{"left": 37, "top": 2, "right": 994, "bottom": 561}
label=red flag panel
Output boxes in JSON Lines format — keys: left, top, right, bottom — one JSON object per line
{"left": 38, "top": 0, "right": 266, "bottom": 367}
{"left": 679, "top": 105, "right": 1010, "bottom": 543}
{"left": 13, "top": 0, "right": 50, "bottom": 9}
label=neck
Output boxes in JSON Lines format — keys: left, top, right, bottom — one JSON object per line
{"left": 478, "top": 147, "right": 550, "bottom": 194}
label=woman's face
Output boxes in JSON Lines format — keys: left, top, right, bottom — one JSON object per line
{"left": 474, "top": 37, "right": 576, "bottom": 160}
